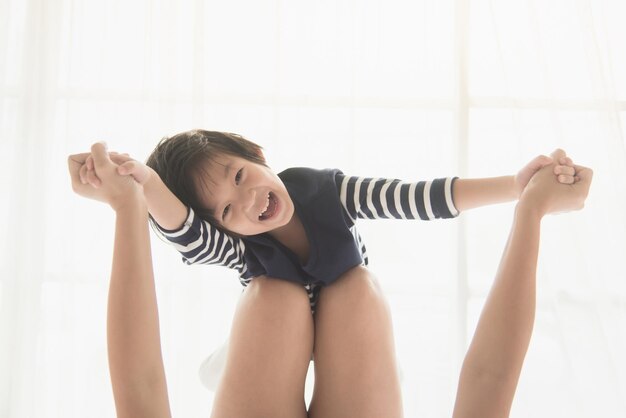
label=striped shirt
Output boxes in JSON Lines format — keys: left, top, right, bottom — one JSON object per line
{"left": 153, "top": 168, "right": 460, "bottom": 312}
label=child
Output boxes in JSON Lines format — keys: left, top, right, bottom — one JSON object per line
{"left": 68, "top": 141, "right": 592, "bottom": 417}
{"left": 78, "top": 130, "right": 578, "bottom": 315}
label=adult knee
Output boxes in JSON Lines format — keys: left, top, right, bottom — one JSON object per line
{"left": 243, "top": 275, "right": 311, "bottom": 316}
{"left": 322, "top": 266, "right": 391, "bottom": 319}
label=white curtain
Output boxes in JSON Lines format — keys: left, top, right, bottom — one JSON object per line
{"left": 1, "top": 0, "right": 625, "bottom": 416}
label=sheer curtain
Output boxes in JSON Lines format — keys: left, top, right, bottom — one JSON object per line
{"left": 1, "top": 0, "right": 624, "bottom": 416}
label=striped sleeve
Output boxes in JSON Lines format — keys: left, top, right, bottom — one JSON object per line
{"left": 150, "top": 207, "right": 248, "bottom": 275}
{"left": 336, "top": 173, "right": 460, "bottom": 222}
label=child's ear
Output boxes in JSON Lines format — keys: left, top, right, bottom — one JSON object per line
{"left": 256, "top": 148, "right": 265, "bottom": 160}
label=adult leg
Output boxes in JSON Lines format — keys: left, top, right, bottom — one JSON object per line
{"left": 308, "top": 266, "right": 403, "bottom": 418}
{"left": 211, "top": 275, "right": 314, "bottom": 418}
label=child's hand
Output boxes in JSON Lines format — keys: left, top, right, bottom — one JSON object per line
{"left": 69, "top": 143, "right": 144, "bottom": 211}
{"left": 114, "top": 154, "right": 154, "bottom": 185}
{"left": 519, "top": 149, "right": 592, "bottom": 217}
{"left": 514, "top": 150, "right": 578, "bottom": 197}
{"left": 79, "top": 152, "right": 153, "bottom": 188}
{"left": 553, "top": 155, "right": 579, "bottom": 184}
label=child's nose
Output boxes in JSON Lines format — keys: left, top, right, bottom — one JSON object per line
{"left": 242, "top": 188, "right": 257, "bottom": 212}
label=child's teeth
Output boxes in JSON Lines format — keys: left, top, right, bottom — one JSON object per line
{"left": 259, "top": 193, "right": 270, "bottom": 217}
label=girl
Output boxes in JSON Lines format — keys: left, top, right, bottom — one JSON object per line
{"left": 69, "top": 134, "right": 590, "bottom": 417}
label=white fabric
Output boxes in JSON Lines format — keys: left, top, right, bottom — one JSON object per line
{"left": 1, "top": 0, "right": 625, "bottom": 417}
{"left": 199, "top": 340, "right": 230, "bottom": 392}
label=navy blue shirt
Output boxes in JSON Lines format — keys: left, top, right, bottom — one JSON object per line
{"left": 241, "top": 168, "right": 368, "bottom": 286}
{"left": 153, "top": 167, "right": 459, "bottom": 308}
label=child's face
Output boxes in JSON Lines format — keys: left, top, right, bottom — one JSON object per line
{"left": 196, "top": 153, "right": 294, "bottom": 236}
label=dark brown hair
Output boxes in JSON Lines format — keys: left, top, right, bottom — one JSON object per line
{"left": 146, "top": 129, "right": 267, "bottom": 235}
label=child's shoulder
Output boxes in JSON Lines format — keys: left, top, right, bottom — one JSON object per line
{"left": 279, "top": 167, "right": 344, "bottom": 184}
{"left": 278, "top": 167, "right": 343, "bottom": 179}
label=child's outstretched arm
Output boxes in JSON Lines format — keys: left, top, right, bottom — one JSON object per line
{"left": 452, "top": 149, "right": 592, "bottom": 418}
{"left": 452, "top": 153, "right": 577, "bottom": 212}
{"left": 80, "top": 150, "right": 247, "bottom": 270}
{"left": 69, "top": 144, "right": 172, "bottom": 418}
{"left": 80, "top": 151, "right": 188, "bottom": 230}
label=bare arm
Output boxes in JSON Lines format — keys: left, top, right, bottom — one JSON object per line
{"left": 80, "top": 152, "right": 188, "bottom": 230}
{"left": 69, "top": 144, "right": 172, "bottom": 418}
{"left": 452, "top": 201, "right": 541, "bottom": 417}
{"left": 452, "top": 149, "right": 592, "bottom": 418}
{"left": 80, "top": 150, "right": 247, "bottom": 268}
{"left": 141, "top": 168, "right": 188, "bottom": 230}
{"left": 452, "top": 176, "right": 517, "bottom": 212}
{"left": 107, "top": 198, "right": 172, "bottom": 418}
{"left": 451, "top": 154, "right": 577, "bottom": 212}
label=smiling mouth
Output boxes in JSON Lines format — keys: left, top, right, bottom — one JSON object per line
{"left": 258, "top": 192, "right": 278, "bottom": 221}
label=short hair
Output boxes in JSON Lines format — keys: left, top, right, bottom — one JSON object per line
{"left": 146, "top": 129, "right": 267, "bottom": 235}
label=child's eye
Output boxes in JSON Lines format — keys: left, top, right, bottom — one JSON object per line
{"left": 222, "top": 204, "right": 230, "bottom": 220}
{"left": 235, "top": 168, "right": 243, "bottom": 185}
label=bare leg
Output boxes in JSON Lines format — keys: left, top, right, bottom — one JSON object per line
{"left": 211, "top": 276, "right": 314, "bottom": 418}
{"left": 308, "top": 266, "right": 403, "bottom": 418}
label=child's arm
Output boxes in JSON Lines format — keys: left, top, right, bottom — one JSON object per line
{"left": 81, "top": 152, "right": 187, "bottom": 230}
{"left": 80, "top": 151, "right": 247, "bottom": 270}
{"left": 452, "top": 153, "right": 577, "bottom": 212}
{"left": 452, "top": 150, "right": 592, "bottom": 418}
{"left": 451, "top": 175, "right": 518, "bottom": 212}
{"left": 336, "top": 153, "right": 575, "bottom": 223}
{"left": 69, "top": 144, "right": 172, "bottom": 418}
{"left": 138, "top": 166, "right": 188, "bottom": 230}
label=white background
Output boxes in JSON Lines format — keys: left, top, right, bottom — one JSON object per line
{"left": 1, "top": 0, "right": 625, "bottom": 416}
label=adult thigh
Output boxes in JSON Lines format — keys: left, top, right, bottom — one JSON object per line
{"left": 211, "top": 276, "right": 314, "bottom": 418}
{"left": 308, "top": 266, "right": 403, "bottom": 418}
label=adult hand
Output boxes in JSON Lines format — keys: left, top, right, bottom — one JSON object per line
{"left": 519, "top": 149, "right": 592, "bottom": 217}
{"left": 68, "top": 142, "right": 144, "bottom": 211}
